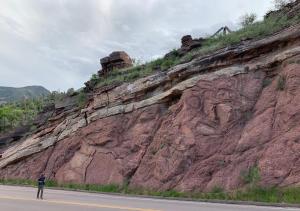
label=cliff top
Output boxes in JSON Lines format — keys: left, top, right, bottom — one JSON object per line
{"left": 84, "top": 0, "right": 300, "bottom": 93}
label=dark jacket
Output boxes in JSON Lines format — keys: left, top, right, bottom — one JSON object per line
{"left": 38, "top": 176, "right": 45, "bottom": 186}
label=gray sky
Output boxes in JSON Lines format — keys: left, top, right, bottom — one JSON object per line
{"left": 0, "top": 0, "right": 274, "bottom": 91}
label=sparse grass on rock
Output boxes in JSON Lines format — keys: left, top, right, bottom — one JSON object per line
{"left": 88, "top": 12, "right": 300, "bottom": 90}
{"left": 95, "top": 53, "right": 181, "bottom": 88}
{"left": 180, "top": 14, "right": 300, "bottom": 63}
{"left": 277, "top": 75, "right": 287, "bottom": 91}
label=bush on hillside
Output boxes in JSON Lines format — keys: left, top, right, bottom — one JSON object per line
{"left": 240, "top": 13, "right": 257, "bottom": 27}
{"left": 0, "top": 97, "right": 47, "bottom": 133}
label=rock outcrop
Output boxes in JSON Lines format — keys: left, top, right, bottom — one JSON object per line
{"left": 1, "top": 22, "right": 300, "bottom": 192}
{"left": 178, "top": 35, "right": 204, "bottom": 55}
{"left": 266, "top": 0, "right": 300, "bottom": 19}
{"left": 99, "top": 51, "right": 133, "bottom": 75}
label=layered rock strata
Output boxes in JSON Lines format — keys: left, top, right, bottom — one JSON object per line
{"left": 1, "top": 24, "right": 300, "bottom": 192}
{"left": 99, "top": 51, "right": 133, "bottom": 75}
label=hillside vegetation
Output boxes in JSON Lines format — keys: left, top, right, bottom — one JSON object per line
{"left": 86, "top": 0, "right": 300, "bottom": 90}
{"left": 0, "top": 98, "right": 48, "bottom": 133}
{"left": 0, "top": 86, "right": 50, "bottom": 104}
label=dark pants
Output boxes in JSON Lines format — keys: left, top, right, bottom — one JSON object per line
{"left": 37, "top": 185, "right": 44, "bottom": 199}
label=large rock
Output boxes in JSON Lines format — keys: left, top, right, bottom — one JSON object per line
{"left": 178, "top": 35, "right": 205, "bottom": 55}
{"left": 99, "top": 51, "right": 133, "bottom": 75}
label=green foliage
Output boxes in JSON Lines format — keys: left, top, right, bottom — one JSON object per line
{"left": 48, "top": 91, "right": 66, "bottom": 102}
{"left": 235, "top": 187, "right": 279, "bottom": 203}
{"left": 0, "top": 178, "right": 36, "bottom": 186}
{"left": 277, "top": 75, "right": 287, "bottom": 91}
{"left": 88, "top": 52, "right": 180, "bottom": 89}
{"left": 0, "top": 97, "right": 48, "bottom": 133}
{"left": 0, "top": 86, "right": 50, "bottom": 104}
{"left": 86, "top": 7, "right": 300, "bottom": 90}
{"left": 181, "top": 13, "right": 300, "bottom": 63}
{"left": 206, "top": 186, "right": 227, "bottom": 200}
{"left": 66, "top": 88, "right": 75, "bottom": 96}
{"left": 90, "top": 73, "right": 98, "bottom": 81}
{"left": 3, "top": 178, "right": 300, "bottom": 204}
{"left": 77, "top": 91, "right": 88, "bottom": 108}
{"left": 240, "top": 13, "right": 257, "bottom": 27}
{"left": 241, "top": 166, "right": 260, "bottom": 186}
{"left": 46, "top": 180, "right": 59, "bottom": 187}
{"left": 262, "top": 78, "right": 273, "bottom": 88}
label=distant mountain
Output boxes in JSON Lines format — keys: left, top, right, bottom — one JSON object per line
{"left": 0, "top": 86, "right": 50, "bottom": 104}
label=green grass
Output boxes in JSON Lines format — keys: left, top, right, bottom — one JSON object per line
{"left": 0, "top": 178, "right": 36, "bottom": 186}
{"left": 2, "top": 178, "right": 300, "bottom": 204}
{"left": 180, "top": 14, "right": 300, "bottom": 63}
{"left": 86, "top": 13, "right": 300, "bottom": 90}
{"left": 89, "top": 13, "right": 300, "bottom": 90}
{"left": 94, "top": 53, "right": 181, "bottom": 88}
{"left": 77, "top": 91, "right": 88, "bottom": 108}
{"left": 240, "top": 166, "right": 260, "bottom": 186}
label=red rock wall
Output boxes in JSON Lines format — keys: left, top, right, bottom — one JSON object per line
{"left": 1, "top": 23, "right": 300, "bottom": 192}
{"left": 1, "top": 57, "right": 300, "bottom": 192}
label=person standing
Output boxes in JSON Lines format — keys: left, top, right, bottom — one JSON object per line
{"left": 37, "top": 174, "right": 46, "bottom": 199}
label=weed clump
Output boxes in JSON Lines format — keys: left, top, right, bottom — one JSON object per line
{"left": 277, "top": 75, "right": 287, "bottom": 91}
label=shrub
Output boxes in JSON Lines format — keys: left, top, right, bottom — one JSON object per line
{"left": 90, "top": 73, "right": 98, "bottom": 81}
{"left": 66, "top": 88, "right": 75, "bottom": 96}
{"left": 240, "top": 13, "right": 257, "bottom": 27}
{"left": 0, "top": 96, "right": 52, "bottom": 133}
{"left": 241, "top": 166, "right": 260, "bottom": 186}
{"left": 277, "top": 75, "right": 287, "bottom": 91}
{"left": 77, "top": 91, "right": 88, "bottom": 108}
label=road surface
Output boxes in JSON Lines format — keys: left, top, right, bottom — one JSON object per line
{"left": 0, "top": 185, "right": 299, "bottom": 211}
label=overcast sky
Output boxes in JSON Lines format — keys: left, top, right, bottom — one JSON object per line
{"left": 0, "top": 0, "right": 274, "bottom": 91}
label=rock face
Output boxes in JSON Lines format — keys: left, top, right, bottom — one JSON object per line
{"left": 1, "top": 24, "right": 300, "bottom": 192}
{"left": 179, "top": 35, "right": 204, "bottom": 55}
{"left": 99, "top": 51, "right": 133, "bottom": 75}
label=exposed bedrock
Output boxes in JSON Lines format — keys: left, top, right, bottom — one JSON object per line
{"left": 1, "top": 25, "right": 300, "bottom": 192}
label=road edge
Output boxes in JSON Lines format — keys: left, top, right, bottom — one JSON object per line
{"left": 1, "top": 184, "right": 300, "bottom": 208}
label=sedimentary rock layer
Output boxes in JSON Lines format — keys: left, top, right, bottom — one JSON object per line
{"left": 1, "top": 25, "right": 300, "bottom": 192}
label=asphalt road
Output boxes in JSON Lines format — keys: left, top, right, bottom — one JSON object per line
{"left": 0, "top": 185, "right": 299, "bottom": 211}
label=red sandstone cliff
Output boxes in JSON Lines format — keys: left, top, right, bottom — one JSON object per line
{"left": 1, "top": 19, "right": 300, "bottom": 192}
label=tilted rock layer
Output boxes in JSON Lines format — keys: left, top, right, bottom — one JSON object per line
{"left": 1, "top": 24, "right": 300, "bottom": 192}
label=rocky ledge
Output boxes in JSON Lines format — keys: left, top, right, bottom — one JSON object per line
{"left": 1, "top": 24, "right": 300, "bottom": 192}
